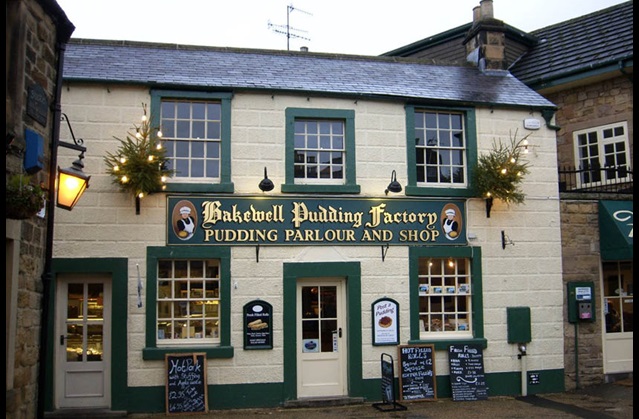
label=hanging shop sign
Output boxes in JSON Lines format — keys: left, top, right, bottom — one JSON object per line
{"left": 167, "top": 196, "right": 466, "bottom": 246}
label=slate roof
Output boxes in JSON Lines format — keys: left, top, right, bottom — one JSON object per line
{"left": 509, "top": 1, "right": 633, "bottom": 88}
{"left": 63, "top": 39, "right": 555, "bottom": 109}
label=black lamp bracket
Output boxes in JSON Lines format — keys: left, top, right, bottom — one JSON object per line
{"left": 60, "top": 113, "right": 87, "bottom": 154}
{"left": 501, "top": 230, "right": 515, "bottom": 249}
{"left": 381, "top": 243, "right": 390, "bottom": 261}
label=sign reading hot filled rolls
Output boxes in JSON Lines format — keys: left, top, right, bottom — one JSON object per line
{"left": 398, "top": 344, "right": 437, "bottom": 401}
{"left": 167, "top": 196, "right": 466, "bottom": 246}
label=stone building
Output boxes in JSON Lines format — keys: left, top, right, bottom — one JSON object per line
{"left": 6, "top": 1, "right": 75, "bottom": 418}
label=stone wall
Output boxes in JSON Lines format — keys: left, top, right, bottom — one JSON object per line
{"left": 6, "top": 0, "right": 69, "bottom": 418}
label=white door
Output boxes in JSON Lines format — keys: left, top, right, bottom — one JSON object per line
{"left": 55, "top": 274, "right": 111, "bottom": 408}
{"left": 297, "top": 279, "right": 347, "bottom": 398}
{"left": 602, "top": 262, "right": 633, "bottom": 374}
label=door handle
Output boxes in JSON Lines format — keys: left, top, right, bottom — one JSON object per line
{"left": 60, "top": 335, "right": 66, "bottom": 346}
{"left": 338, "top": 327, "right": 342, "bottom": 338}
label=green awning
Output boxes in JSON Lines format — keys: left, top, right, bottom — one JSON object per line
{"left": 598, "top": 200, "right": 633, "bottom": 260}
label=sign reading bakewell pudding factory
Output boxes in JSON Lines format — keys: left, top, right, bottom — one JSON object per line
{"left": 167, "top": 196, "right": 466, "bottom": 246}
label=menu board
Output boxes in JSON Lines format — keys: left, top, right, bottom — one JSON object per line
{"left": 398, "top": 344, "right": 437, "bottom": 401}
{"left": 165, "top": 353, "right": 208, "bottom": 414}
{"left": 448, "top": 344, "right": 488, "bottom": 401}
{"left": 244, "top": 300, "right": 273, "bottom": 349}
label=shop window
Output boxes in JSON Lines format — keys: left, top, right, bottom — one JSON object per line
{"left": 150, "top": 90, "right": 234, "bottom": 193}
{"left": 409, "top": 247, "right": 485, "bottom": 349}
{"left": 417, "top": 258, "right": 472, "bottom": 337}
{"left": 404, "top": 106, "right": 477, "bottom": 198}
{"left": 156, "top": 259, "right": 221, "bottom": 344}
{"left": 603, "top": 261, "right": 634, "bottom": 334}
{"left": 573, "top": 122, "right": 631, "bottom": 189}
{"left": 282, "top": 108, "right": 360, "bottom": 194}
{"left": 144, "top": 246, "right": 232, "bottom": 359}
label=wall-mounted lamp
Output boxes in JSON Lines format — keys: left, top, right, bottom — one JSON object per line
{"left": 258, "top": 167, "right": 274, "bottom": 192}
{"left": 384, "top": 170, "right": 402, "bottom": 195}
{"left": 57, "top": 113, "right": 91, "bottom": 210}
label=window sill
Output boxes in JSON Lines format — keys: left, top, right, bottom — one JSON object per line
{"left": 404, "top": 185, "right": 475, "bottom": 198}
{"left": 142, "top": 345, "right": 234, "bottom": 360}
{"left": 407, "top": 337, "right": 487, "bottom": 351}
{"left": 165, "top": 182, "right": 235, "bottom": 194}
{"left": 281, "top": 184, "right": 361, "bottom": 194}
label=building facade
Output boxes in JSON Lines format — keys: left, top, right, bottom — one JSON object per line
{"left": 39, "top": 34, "right": 568, "bottom": 415}
{"left": 384, "top": 0, "right": 633, "bottom": 390}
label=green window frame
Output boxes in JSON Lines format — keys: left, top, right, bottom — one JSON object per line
{"left": 150, "top": 90, "right": 234, "bottom": 193}
{"left": 408, "top": 246, "right": 486, "bottom": 350}
{"left": 282, "top": 108, "right": 360, "bottom": 194}
{"left": 404, "top": 105, "right": 478, "bottom": 197}
{"left": 142, "top": 246, "right": 234, "bottom": 359}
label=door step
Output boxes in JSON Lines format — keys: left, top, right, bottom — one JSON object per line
{"left": 283, "top": 396, "right": 365, "bottom": 408}
{"left": 45, "top": 409, "right": 127, "bottom": 418}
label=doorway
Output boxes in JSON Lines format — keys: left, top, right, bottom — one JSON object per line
{"left": 296, "top": 278, "right": 347, "bottom": 398}
{"left": 55, "top": 274, "right": 112, "bottom": 408}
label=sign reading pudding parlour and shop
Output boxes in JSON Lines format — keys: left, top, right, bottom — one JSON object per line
{"left": 167, "top": 196, "right": 466, "bottom": 246}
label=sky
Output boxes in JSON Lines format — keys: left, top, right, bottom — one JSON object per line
{"left": 56, "top": 0, "right": 628, "bottom": 56}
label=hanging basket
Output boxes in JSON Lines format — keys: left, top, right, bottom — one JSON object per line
{"left": 6, "top": 174, "right": 46, "bottom": 220}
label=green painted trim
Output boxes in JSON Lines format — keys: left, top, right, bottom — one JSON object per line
{"left": 142, "top": 246, "right": 234, "bottom": 360}
{"left": 282, "top": 262, "right": 363, "bottom": 400}
{"left": 46, "top": 258, "right": 129, "bottom": 411}
{"left": 408, "top": 246, "right": 484, "bottom": 348}
{"left": 527, "top": 60, "right": 633, "bottom": 92}
{"left": 283, "top": 108, "right": 360, "bottom": 194}
{"left": 404, "top": 106, "right": 478, "bottom": 197}
{"left": 150, "top": 90, "right": 235, "bottom": 192}
{"left": 124, "top": 368, "right": 564, "bottom": 412}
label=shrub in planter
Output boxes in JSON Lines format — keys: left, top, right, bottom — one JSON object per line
{"left": 6, "top": 174, "right": 46, "bottom": 219}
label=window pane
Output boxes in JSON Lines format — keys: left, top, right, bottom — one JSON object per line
{"left": 156, "top": 259, "right": 221, "bottom": 344}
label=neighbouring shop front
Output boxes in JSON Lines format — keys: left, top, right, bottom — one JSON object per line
{"left": 598, "top": 200, "right": 633, "bottom": 375}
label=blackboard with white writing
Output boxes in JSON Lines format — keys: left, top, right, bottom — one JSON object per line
{"left": 398, "top": 344, "right": 437, "bottom": 401}
{"left": 165, "top": 353, "right": 208, "bottom": 414}
{"left": 448, "top": 344, "right": 488, "bottom": 401}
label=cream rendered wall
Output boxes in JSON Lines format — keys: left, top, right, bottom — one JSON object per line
{"left": 57, "top": 84, "right": 563, "bottom": 388}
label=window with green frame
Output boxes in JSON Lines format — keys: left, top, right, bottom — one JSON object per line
{"left": 150, "top": 90, "right": 234, "bottom": 193}
{"left": 404, "top": 105, "right": 478, "bottom": 198}
{"left": 142, "top": 246, "right": 234, "bottom": 360}
{"left": 282, "top": 108, "right": 360, "bottom": 194}
{"left": 409, "top": 246, "right": 486, "bottom": 350}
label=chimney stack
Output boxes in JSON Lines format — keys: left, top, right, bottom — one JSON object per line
{"left": 464, "top": 0, "right": 506, "bottom": 71}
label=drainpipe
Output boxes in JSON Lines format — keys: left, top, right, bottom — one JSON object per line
{"left": 518, "top": 343, "right": 528, "bottom": 396}
{"left": 541, "top": 109, "right": 561, "bottom": 131}
{"left": 37, "top": 39, "right": 67, "bottom": 419}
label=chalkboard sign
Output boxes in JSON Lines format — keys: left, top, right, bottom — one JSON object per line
{"left": 165, "top": 353, "right": 208, "bottom": 414}
{"left": 448, "top": 344, "right": 488, "bottom": 401}
{"left": 398, "top": 344, "right": 437, "bottom": 401}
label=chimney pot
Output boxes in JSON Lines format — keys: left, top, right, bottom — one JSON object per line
{"left": 480, "top": 0, "right": 494, "bottom": 20}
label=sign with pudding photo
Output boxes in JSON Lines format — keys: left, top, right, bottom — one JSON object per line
{"left": 372, "top": 297, "right": 399, "bottom": 345}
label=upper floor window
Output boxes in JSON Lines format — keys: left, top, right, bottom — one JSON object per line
{"left": 161, "top": 101, "right": 222, "bottom": 181}
{"left": 415, "top": 111, "right": 466, "bottom": 186}
{"left": 282, "top": 108, "right": 360, "bottom": 194}
{"left": 573, "top": 122, "right": 631, "bottom": 188}
{"left": 151, "top": 90, "right": 234, "bottom": 193}
{"left": 294, "top": 119, "right": 345, "bottom": 184}
{"left": 405, "top": 106, "right": 477, "bottom": 198}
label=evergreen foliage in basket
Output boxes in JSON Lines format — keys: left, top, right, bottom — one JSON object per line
{"left": 6, "top": 173, "right": 47, "bottom": 219}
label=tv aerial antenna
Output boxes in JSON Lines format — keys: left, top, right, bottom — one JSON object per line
{"left": 268, "top": 4, "right": 312, "bottom": 51}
